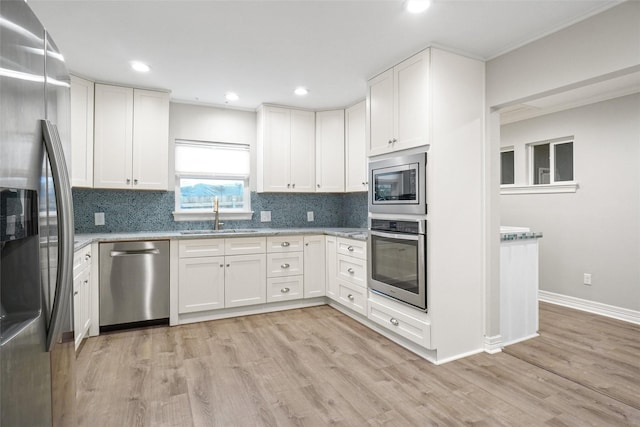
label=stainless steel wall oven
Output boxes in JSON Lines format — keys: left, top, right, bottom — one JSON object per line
{"left": 368, "top": 218, "right": 427, "bottom": 311}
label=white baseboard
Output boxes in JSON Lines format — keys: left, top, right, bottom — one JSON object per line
{"left": 539, "top": 290, "right": 640, "bottom": 325}
{"left": 483, "top": 335, "right": 503, "bottom": 354}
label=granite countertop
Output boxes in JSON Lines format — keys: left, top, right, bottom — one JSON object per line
{"left": 74, "top": 227, "right": 369, "bottom": 251}
{"left": 500, "top": 226, "right": 543, "bottom": 242}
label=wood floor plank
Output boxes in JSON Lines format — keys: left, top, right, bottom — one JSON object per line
{"left": 76, "top": 304, "right": 640, "bottom": 426}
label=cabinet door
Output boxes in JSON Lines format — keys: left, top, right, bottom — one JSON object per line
{"left": 178, "top": 256, "right": 225, "bottom": 313}
{"left": 345, "top": 101, "right": 367, "bottom": 192}
{"left": 394, "top": 50, "right": 429, "bottom": 151}
{"left": 132, "top": 89, "right": 169, "bottom": 190}
{"left": 94, "top": 84, "right": 134, "bottom": 189}
{"left": 70, "top": 75, "right": 94, "bottom": 188}
{"left": 225, "top": 254, "right": 266, "bottom": 308}
{"left": 304, "top": 236, "right": 326, "bottom": 298}
{"left": 325, "top": 236, "right": 338, "bottom": 300}
{"left": 260, "top": 106, "right": 291, "bottom": 192}
{"left": 289, "top": 109, "right": 316, "bottom": 192}
{"left": 315, "top": 110, "right": 344, "bottom": 192}
{"left": 367, "top": 68, "right": 394, "bottom": 156}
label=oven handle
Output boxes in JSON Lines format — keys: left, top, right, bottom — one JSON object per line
{"left": 369, "top": 230, "right": 422, "bottom": 241}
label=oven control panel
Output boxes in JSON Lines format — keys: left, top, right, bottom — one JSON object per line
{"left": 370, "top": 219, "right": 424, "bottom": 234}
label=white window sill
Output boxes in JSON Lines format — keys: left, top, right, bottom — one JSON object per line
{"left": 500, "top": 182, "right": 579, "bottom": 195}
{"left": 173, "top": 210, "right": 254, "bottom": 222}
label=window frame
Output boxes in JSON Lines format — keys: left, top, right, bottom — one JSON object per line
{"left": 172, "top": 140, "right": 253, "bottom": 222}
{"left": 500, "top": 146, "right": 515, "bottom": 186}
{"left": 528, "top": 137, "right": 574, "bottom": 186}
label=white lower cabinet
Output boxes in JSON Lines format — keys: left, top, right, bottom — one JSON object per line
{"left": 225, "top": 254, "right": 267, "bottom": 308}
{"left": 325, "top": 236, "right": 338, "bottom": 300}
{"left": 178, "top": 256, "right": 225, "bottom": 313}
{"left": 73, "top": 246, "right": 92, "bottom": 351}
{"left": 267, "top": 276, "right": 304, "bottom": 303}
{"left": 368, "top": 294, "right": 432, "bottom": 349}
{"left": 177, "top": 238, "right": 267, "bottom": 313}
{"left": 337, "top": 280, "right": 367, "bottom": 315}
{"left": 303, "top": 235, "right": 325, "bottom": 298}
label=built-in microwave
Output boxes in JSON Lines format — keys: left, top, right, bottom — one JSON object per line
{"left": 368, "top": 152, "right": 427, "bottom": 215}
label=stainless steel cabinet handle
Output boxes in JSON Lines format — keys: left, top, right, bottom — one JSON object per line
{"left": 85, "top": 254, "right": 91, "bottom": 260}
{"left": 134, "top": 179, "right": 138, "bottom": 185}
{"left": 347, "top": 246, "right": 354, "bottom": 252}
{"left": 126, "top": 178, "right": 131, "bottom": 184}
{"left": 110, "top": 248, "right": 160, "bottom": 257}
{"left": 281, "top": 263, "right": 290, "bottom": 269}
{"left": 317, "top": 184, "right": 320, "bottom": 188}
{"left": 390, "top": 318, "right": 399, "bottom": 326}
{"left": 347, "top": 294, "right": 354, "bottom": 301}
{"left": 226, "top": 264, "right": 230, "bottom": 267}
{"left": 347, "top": 268, "right": 354, "bottom": 274}
{"left": 219, "top": 264, "right": 224, "bottom": 267}
{"left": 287, "top": 183, "right": 291, "bottom": 188}
{"left": 281, "top": 242, "right": 290, "bottom": 247}
{"left": 292, "top": 183, "right": 296, "bottom": 188}
{"left": 281, "top": 287, "right": 290, "bottom": 293}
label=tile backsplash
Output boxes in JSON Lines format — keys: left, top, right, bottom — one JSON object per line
{"left": 73, "top": 189, "right": 367, "bottom": 233}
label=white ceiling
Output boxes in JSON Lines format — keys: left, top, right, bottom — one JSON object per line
{"left": 29, "top": 0, "right": 623, "bottom": 111}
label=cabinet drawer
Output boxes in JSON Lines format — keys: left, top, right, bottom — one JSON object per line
{"left": 266, "top": 252, "right": 304, "bottom": 277}
{"left": 179, "top": 238, "right": 225, "bottom": 258}
{"left": 337, "top": 255, "right": 366, "bottom": 288}
{"left": 368, "top": 298, "right": 432, "bottom": 348}
{"left": 337, "top": 238, "right": 366, "bottom": 260}
{"left": 73, "top": 246, "right": 92, "bottom": 273}
{"left": 266, "top": 276, "right": 304, "bottom": 303}
{"left": 225, "top": 237, "right": 266, "bottom": 255}
{"left": 336, "top": 281, "right": 367, "bottom": 316}
{"left": 267, "top": 235, "right": 304, "bottom": 252}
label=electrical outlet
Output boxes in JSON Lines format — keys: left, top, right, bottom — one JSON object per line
{"left": 307, "top": 211, "right": 314, "bottom": 222}
{"left": 260, "top": 211, "right": 271, "bottom": 222}
{"left": 95, "top": 212, "right": 105, "bottom": 226}
{"left": 583, "top": 273, "right": 592, "bottom": 286}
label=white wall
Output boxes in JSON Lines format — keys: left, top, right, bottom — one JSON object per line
{"left": 168, "top": 102, "right": 257, "bottom": 190}
{"left": 487, "top": 1, "right": 640, "bottom": 108}
{"left": 501, "top": 94, "right": 640, "bottom": 311}
{"left": 484, "top": 1, "right": 640, "bottom": 337}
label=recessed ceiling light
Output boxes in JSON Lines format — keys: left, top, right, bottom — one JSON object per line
{"left": 131, "top": 61, "right": 150, "bottom": 72}
{"left": 294, "top": 87, "right": 309, "bottom": 96}
{"left": 405, "top": 0, "right": 431, "bottom": 14}
{"left": 225, "top": 92, "right": 239, "bottom": 101}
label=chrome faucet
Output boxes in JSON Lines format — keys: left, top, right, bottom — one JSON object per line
{"left": 213, "top": 196, "right": 223, "bottom": 230}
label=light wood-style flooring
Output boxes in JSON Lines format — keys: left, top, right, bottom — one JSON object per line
{"left": 76, "top": 303, "right": 640, "bottom": 426}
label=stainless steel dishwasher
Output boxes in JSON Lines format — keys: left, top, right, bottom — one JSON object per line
{"left": 99, "top": 240, "right": 169, "bottom": 329}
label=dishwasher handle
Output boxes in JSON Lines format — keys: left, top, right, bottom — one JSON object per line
{"left": 110, "top": 248, "right": 161, "bottom": 257}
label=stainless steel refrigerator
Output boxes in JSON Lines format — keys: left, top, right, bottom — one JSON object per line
{"left": 1, "top": 1, "right": 75, "bottom": 425}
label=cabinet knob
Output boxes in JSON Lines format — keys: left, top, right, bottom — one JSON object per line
{"left": 126, "top": 178, "right": 131, "bottom": 184}
{"left": 390, "top": 318, "right": 399, "bottom": 326}
{"left": 85, "top": 254, "right": 91, "bottom": 260}
{"left": 317, "top": 184, "right": 320, "bottom": 188}
{"left": 388, "top": 139, "right": 393, "bottom": 145}
{"left": 134, "top": 179, "right": 138, "bottom": 185}
{"left": 73, "top": 291, "right": 79, "bottom": 296}
{"left": 392, "top": 138, "right": 397, "bottom": 143}
{"left": 281, "top": 287, "right": 290, "bottom": 293}
{"left": 347, "top": 268, "right": 355, "bottom": 274}
{"left": 281, "top": 263, "right": 290, "bottom": 269}
{"left": 292, "top": 183, "right": 296, "bottom": 189}
{"left": 226, "top": 264, "right": 230, "bottom": 267}
{"left": 347, "top": 294, "right": 354, "bottom": 301}
{"left": 287, "top": 183, "right": 291, "bottom": 188}
{"left": 305, "top": 243, "right": 309, "bottom": 246}
{"left": 281, "top": 241, "right": 290, "bottom": 247}
{"left": 347, "top": 246, "right": 354, "bottom": 252}
{"left": 220, "top": 264, "right": 224, "bottom": 268}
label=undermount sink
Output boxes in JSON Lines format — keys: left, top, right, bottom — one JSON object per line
{"left": 179, "top": 229, "right": 254, "bottom": 235}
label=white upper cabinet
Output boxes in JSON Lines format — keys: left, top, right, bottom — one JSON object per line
{"left": 315, "top": 110, "right": 345, "bottom": 193}
{"left": 344, "top": 100, "right": 367, "bottom": 192}
{"left": 70, "top": 75, "right": 94, "bottom": 188}
{"left": 257, "top": 105, "right": 315, "bottom": 192}
{"left": 94, "top": 84, "right": 169, "bottom": 190}
{"left": 367, "top": 49, "right": 429, "bottom": 156}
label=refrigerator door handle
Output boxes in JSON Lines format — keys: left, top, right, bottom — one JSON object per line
{"left": 41, "top": 119, "right": 75, "bottom": 352}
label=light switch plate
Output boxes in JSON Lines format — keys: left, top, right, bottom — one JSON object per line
{"left": 260, "top": 211, "right": 271, "bottom": 222}
{"left": 95, "top": 212, "right": 105, "bottom": 226}
{"left": 307, "top": 211, "right": 314, "bottom": 222}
